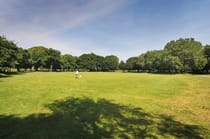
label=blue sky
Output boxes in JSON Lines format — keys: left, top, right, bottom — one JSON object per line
{"left": 1, "top": 0, "right": 210, "bottom": 61}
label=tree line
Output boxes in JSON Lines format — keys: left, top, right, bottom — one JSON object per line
{"left": 0, "top": 36, "right": 119, "bottom": 72}
{"left": 122, "top": 38, "right": 210, "bottom": 73}
{"left": 0, "top": 36, "right": 210, "bottom": 73}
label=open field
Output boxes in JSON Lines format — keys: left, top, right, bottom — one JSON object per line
{"left": 0, "top": 72, "right": 210, "bottom": 138}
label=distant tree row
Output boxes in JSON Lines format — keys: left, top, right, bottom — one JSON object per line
{"left": 0, "top": 36, "right": 119, "bottom": 72}
{"left": 122, "top": 38, "right": 210, "bottom": 73}
{"left": 0, "top": 36, "right": 210, "bottom": 73}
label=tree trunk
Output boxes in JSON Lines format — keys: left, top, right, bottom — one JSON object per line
{"left": 17, "top": 67, "right": 20, "bottom": 72}
{"left": 50, "top": 64, "right": 53, "bottom": 72}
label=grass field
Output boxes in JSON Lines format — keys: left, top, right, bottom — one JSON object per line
{"left": 0, "top": 72, "right": 209, "bottom": 138}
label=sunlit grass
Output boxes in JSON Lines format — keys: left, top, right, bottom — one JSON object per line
{"left": 0, "top": 72, "right": 209, "bottom": 138}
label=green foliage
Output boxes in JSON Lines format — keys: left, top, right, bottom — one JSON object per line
{"left": 204, "top": 45, "right": 210, "bottom": 57}
{"left": 125, "top": 56, "right": 140, "bottom": 71}
{"left": 144, "top": 50, "right": 160, "bottom": 71}
{"left": 137, "top": 54, "right": 145, "bottom": 70}
{"left": 164, "top": 38, "right": 207, "bottom": 72}
{"left": 77, "top": 54, "right": 119, "bottom": 71}
{"left": 151, "top": 50, "right": 182, "bottom": 73}
{"left": 1, "top": 35, "right": 210, "bottom": 73}
{"left": 0, "top": 36, "right": 19, "bottom": 71}
{"left": 28, "top": 46, "right": 61, "bottom": 71}
{"left": 119, "top": 60, "right": 126, "bottom": 70}
{"left": 95, "top": 55, "right": 104, "bottom": 71}
{"left": 61, "top": 54, "right": 77, "bottom": 71}
{"left": 44, "top": 48, "right": 61, "bottom": 71}
{"left": 78, "top": 53, "right": 97, "bottom": 71}
{"left": 160, "top": 54, "right": 182, "bottom": 72}
{"left": 28, "top": 46, "right": 48, "bottom": 71}
{"left": 204, "top": 45, "right": 210, "bottom": 72}
{"left": 15, "top": 48, "right": 31, "bottom": 71}
{"left": 103, "top": 55, "right": 119, "bottom": 71}
{"left": 126, "top": 38, "right": 208, "bottom": 73}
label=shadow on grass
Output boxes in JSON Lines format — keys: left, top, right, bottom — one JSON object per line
{"left": 0, "top": 97, "right": 206, "bottom": 139}
{"left": 0, "top": 72, "right": 27, "bottom": 78}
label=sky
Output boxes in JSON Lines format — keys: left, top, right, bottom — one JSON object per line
{"left": 1, "top": 0, "right": 210, "bottom": 61}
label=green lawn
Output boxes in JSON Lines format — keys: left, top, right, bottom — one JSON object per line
{"left": 0, "top": 72, "right": 209, "bottom": 138}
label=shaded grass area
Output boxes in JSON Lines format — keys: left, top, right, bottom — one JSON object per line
{"left": 0, "top": 97, "right": 205, "bottom": 139}
{"left": 0, "top": 72, "right": 25, "bottom": 78}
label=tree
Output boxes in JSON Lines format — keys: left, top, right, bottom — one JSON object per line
{"left": 61, "top": 54, "right": 77, "bottom": 71}
{"left": 16, "top": 48, "right": 31, "bottom": 72}
{"left": 143, "top": 50, "right": 160, "bottom": 72}
{"left": 28, "top": 46, "right": 48, "bottom": 71}
{"left": 0, "top": 36, "right": 19, "bottom": 72}
{"left": 203, "top": 45, "right": 210, "bottom": 72}
{"left": 137, "top": 50, "right": 182, "bottom": 73}
{"left": 119, "top": 60, "right": 126, "bottom": 71}
{"left": 44, "top": 48, "right": 61, "bottom": 71}
{"left": 96, "top": 55, "right": 104, "bottom": 71}
{"left": 125, "top": 57, "right": 140, "bottom": 71}
{"left": 159, "top": 52, "right": 182, "bottom": 73}
{"left": 164, "top": 38, "right": 207, "bottom": 72}
{"left": 78, "top": 53, "right": 97, "bottom": 71}
{"left": 103, "top": 55, "right": 119, "bottom": 71}
{"left": 204, "top": 45, "right": 210, "bottom": 57}
{"left": 137, "top": 54, "right": 145, "bottom": 71}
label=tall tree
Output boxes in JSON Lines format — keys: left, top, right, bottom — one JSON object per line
{"left": 158, "top": 51, "right": 182, "bottom": 73}
{"left": 28, "top": 46, "right": 48, "bottom": 71}
{"left": 126, "top": 57, "right": 140, "bottom": 71}
{"left": 0, "top": 36, "right": 19, "bottom": 72}
{"left": 119, "top": 60, "right": 126, "bottom": 71}
{"left": 16, "top": 48, "right": 31, "bottom": 72}
{"left": 78, "top": 53, "right": 97, "bottom": 71}
{"left": 204, "top": 45, "right": 210, "bottom": 72}
{"left": 45, "top": 48, "right": 61, "bottom": 71}
{"left": 143, "top": 50, "right": 160, "bottom": 72}
{"left": 103, "top": 55, "right": 119, "bottom": 71}
{"left": 61, "top": 54, "right": 77, "bottom": 71}
{"left": 164, "top": 38, "right": 207, "bottom": 72}
{"left": 96, "top": 55, "right": 104, "bottom": 71}
{"left": 137, "top": 50, "right": 182, "bottom": 73}
{"left": 137, "top": 54, "right": 145, "bottom": 71}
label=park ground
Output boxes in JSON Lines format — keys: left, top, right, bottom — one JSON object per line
{"left": 0, "top": 72, "right": 210, "bottom": 138}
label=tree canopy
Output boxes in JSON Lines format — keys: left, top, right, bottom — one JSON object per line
{"left": 125, "top": 57, "right": 139, "bottom": 71}
{"left": 0, "top": 36, "right": 19, "bottom": 72}
{"left": 0, "top": 36, "right": 209, "bottom": 73}
{"left": 204, "top": 45, "right": 210, "bottom": 72}
{"left": 78, "top": 53, "right": 97, "bottom": 71}
{"left": 164, "top": 38, "right": 207, "bottom": 72}
{"left": 124, "top": 38, "right": 208, "bottom": 73}
{"left": 103, "top": 55, "right": 119, "bottom": 71}
{"left": 61, "top": 54, "right": 77, "bottom": 71}
{"left": 28, "top": 46, "right": 48, "bottom": 71}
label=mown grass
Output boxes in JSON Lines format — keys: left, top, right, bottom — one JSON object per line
{"left": 0, "top": 72, "right": 209, "bottom": 138}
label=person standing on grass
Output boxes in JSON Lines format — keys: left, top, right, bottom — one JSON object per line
{"left": 75, "top": 69, "right": 79, "bottom": 79}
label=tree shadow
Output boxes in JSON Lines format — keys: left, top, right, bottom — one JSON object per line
{"left": 158, "top": 115, "right": 205, "bottom": 139}
{"left": 0, "top": 73, "right": 13, "bottom": 78}
{"left": 0, "top": 72, "right": 27, "bottom": 79}
{"left": 0, "top": 97, "right": 206, "bottom": 139}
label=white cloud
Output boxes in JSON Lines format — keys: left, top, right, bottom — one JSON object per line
{"left": 0, "top": 0, "right": 128, "bottom": 57}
